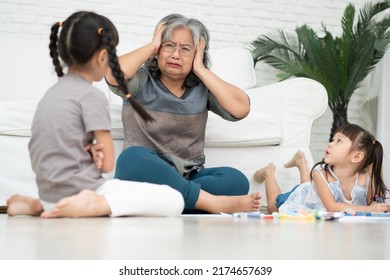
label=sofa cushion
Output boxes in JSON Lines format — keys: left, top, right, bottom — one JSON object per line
{"left": 208, "top": 48, "right": 256, "bottom": 90}
{"left": 205, "top": 111, "right": 282, "bottom": 147}
{"left": 0, "top": 102, "right": 37, "bottom": 136}
{"left": 0, "top": 102, "right": 282, "bottom": 147}
{"left": 0, "top": 36, "right": 56, "bottom": 103}
{"left": 0, "top": 102, "right": 125, "bottom": 139}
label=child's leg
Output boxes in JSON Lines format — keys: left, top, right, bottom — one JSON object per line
{"left": 100, "top": 179, "right": 184, "bottom": 217}
{"left": 254, "top": 163, "right": 280, "bottom": 213}
{"left": 284, "top": 150, "right": 310, "bottom": 183}
{"left": 40, "top": 189, "right": 111, "bottom": 218}
{"left": 6, "top": 195, "right": 43, "bottom": 216}
{"left": 253, "top": 164, "right": 272, "bottom": 184}
{"left": 41, "top": 179, "right": 185, "bottom": 218}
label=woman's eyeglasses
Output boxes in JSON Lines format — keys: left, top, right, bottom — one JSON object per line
{"left": 161, "top": 43, "right": 194, "bottom": 55}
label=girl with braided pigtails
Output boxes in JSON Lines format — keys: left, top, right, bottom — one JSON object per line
{"left": 6, "top": 11, "right": 184, "bottom": 218}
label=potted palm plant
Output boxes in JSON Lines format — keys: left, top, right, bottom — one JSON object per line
{"left": 250, "top": 0, "right": 390, "bottom": 141}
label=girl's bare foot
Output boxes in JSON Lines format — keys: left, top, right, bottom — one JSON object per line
{"left": 196, "top": 190, "right": 262, "bottom": 214}
{"left": 40, "top": 189, "right": 111, "bottom": 218}
{"left": 253, "top": 163, "right": 276, "bottom": 183}
{"left": 284, "top": 150, "right": 306, "bottom": 168}
{"left": 6, "top": 195, "right": 43, "bottom": 216}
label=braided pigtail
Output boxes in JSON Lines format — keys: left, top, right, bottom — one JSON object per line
{"left": 100, "top": 28, "right": 154, "bottom": 122}
{"left": 49, "top": 21, "right": 63, "bottom": 77}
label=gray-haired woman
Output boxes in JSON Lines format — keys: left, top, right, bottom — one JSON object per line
{"left": 106, "top": 13, "right": 261, "bottom": 214}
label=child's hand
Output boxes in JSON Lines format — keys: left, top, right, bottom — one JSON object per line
{"left": 369, "top": 202, "right": 388, "bottom": 212}
{"left": 85, "top": 143, "right": 104, "bottom": 170}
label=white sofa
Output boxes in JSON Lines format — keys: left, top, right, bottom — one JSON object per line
{"left": 0, "top": 36, "right": 328, "bottom": 206}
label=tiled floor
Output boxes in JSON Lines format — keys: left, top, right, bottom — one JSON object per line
{"left": 1, "top": 213, "right": 390, "bottom": 260}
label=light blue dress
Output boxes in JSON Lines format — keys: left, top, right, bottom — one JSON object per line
{"left": 278, "top": 164, "right": 369, "bottom": 213}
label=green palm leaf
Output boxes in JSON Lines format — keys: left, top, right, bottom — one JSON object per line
{"left": 250, "top": 0, "right": 390, "bottom": 140}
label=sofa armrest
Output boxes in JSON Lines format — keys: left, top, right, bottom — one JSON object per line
{"left": 247, "top": 78, "right": 328, "bottom": 147}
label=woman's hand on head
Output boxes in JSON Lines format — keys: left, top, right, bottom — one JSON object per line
{"left": 192, "top": 36, "right": 206, "bottom": 74}
{"left": 151, "top": 22, "right": 166, "bottom": 56}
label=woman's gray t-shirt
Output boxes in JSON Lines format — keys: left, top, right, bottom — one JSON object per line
{"left": 108, "top": 65, "right": 241, "bottom": 177}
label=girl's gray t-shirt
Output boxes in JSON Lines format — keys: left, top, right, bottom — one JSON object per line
{"left": 28, "top": 73, "right": 111, "bottom": 203}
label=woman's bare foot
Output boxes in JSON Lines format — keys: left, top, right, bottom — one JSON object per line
{"left": 253, "top": 163, "right": 276, "bottom": 183}
{"left": 6, "top": 195, "right": 43, "bottom": 216}
{"left": 196, "top": 190, "right": 262, "bottom": 214}
{"left": 284, "top": 150, "right": 306, "bottom": 168}
{"left": 40, "top": 189, "right": 111, "bottom": 218}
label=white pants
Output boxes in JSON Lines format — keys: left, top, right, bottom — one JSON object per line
{"left": 41, "top": 179, "right": 184, "bottom": 217}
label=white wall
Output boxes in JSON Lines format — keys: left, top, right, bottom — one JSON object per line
{"left": 0, "top": 0, "right": 375, "bottom": 162}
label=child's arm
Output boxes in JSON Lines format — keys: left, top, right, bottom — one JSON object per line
{"left": 313, "top": 171, "right": 388, "bottom": 212}
{"left": 93, "top": 130, "right": 115, "bottom": 173}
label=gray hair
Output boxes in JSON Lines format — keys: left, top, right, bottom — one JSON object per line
{"left": 146, "top": 13, "right": 211, "bottom": 87}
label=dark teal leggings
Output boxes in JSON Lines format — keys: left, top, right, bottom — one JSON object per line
{"left": 114, "top": 146, "right": 250, "bottom": 209}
